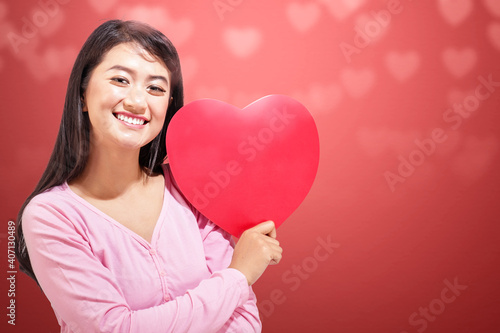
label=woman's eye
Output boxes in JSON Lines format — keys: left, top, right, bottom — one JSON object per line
{"left": 111, "top": 77, "right": 128, "bottom": 85}
{"left": 149, "top": 86, "right": 166, "bottom": 93}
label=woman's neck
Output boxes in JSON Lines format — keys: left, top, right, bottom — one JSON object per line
{"left": 70, "top": 143, "right": 148, "bottom": 199}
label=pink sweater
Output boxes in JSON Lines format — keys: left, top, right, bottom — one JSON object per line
{"left": 22, "top": 164, "right": 261, "bottom": 332}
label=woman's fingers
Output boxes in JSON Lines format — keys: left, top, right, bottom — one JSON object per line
{"left": 229, "top": 220, "right": 283, "bottom": 285}
{"left": 268, "top": 243, "right": 283, "bottom": 265}
{"left": 252, "top": 220, "right": 277, "bottom": 239}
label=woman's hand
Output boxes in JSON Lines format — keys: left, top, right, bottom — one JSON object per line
{"left": 229, "top": 221, "right": 283, "bottom": 286}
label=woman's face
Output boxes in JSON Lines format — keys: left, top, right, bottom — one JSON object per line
{"left": 83, "top": 42, "right": 171, "bottom": 152}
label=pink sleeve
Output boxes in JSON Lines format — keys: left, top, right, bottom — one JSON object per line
{"left": 23, "top": 199, "right": 251, "bottom": 333}
{"left": 197, "top": 212, "right": 262, "bottom": 332}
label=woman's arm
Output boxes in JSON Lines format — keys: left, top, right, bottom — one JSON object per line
{"left": 198, "top": 216, "right": 262, "bottom": 332}
{"left": 23, "top": 199, "right": 250, "bottom": 333}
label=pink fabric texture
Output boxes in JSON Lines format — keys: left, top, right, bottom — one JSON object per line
{"left": 22, "top": 164, "right": 261, "bottom": 332}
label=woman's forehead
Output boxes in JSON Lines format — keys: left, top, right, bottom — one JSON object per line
{"left": 99, "top": 43, "right": 169, "bottom": 74}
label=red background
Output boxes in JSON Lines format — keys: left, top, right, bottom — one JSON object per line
{"left": 1, "top": 0, "right": 500, "bottom": 332}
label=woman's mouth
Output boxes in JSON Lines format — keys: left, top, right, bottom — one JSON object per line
{"left": 113, "top": 113, "right": 149, "bottom": 126}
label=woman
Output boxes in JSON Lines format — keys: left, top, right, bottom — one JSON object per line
{"left": 15, "top": 20, "right": 282, "bottom": 332}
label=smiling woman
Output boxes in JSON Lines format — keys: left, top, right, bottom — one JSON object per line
{"left": 87, "top": 51, "right": 170, "bottom": 133}
{"left": 14, "top": 20, "right": 282, "bottom": 333}
{"left": 68, "top": 42, "right": 173, "bottom": 245}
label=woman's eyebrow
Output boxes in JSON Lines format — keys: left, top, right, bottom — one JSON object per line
{"left": 149, "top": 75, "right": 169, "bottom": 85}
{"left": 106, "top": 65, "right": 169, "bottom": 85}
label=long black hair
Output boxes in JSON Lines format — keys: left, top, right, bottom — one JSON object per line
{"left": 15, "top": 20, "right": 184, "bottom": 283}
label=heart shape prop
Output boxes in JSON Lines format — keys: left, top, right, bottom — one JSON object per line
{"left": 166, "top": 95, "right": 320, "bottom": 237}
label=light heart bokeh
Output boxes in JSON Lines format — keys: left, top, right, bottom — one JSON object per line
{"left": 1, "top": 0, "right": 499, "bottom": 332}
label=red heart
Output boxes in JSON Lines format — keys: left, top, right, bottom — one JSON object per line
{"left": 166, "top": 95, "right": 320, "bottom": 237}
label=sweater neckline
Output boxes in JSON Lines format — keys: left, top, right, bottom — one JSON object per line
{"left": 62, "top": 168, "right": 170, "bottom": 249}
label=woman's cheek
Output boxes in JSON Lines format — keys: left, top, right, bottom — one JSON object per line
{"left": 106, "top": 86, "right": 128, "bottom": 106}
{"left": 150, "top": 100, "right": 169, "bottom": 123}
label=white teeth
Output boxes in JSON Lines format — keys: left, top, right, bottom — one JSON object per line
{"left": 116, "top": 114, "right": 145, "bottom": 125}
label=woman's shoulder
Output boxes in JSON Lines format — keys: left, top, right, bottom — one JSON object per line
{"left": 161, "top": 163, "right": 176, "bottom": 188}
{"left": 160, "top": 164, "right": 225, "bottom": 236}
{"left": 23, "top": 182, "right": 85, "bottom": 223}
{"left": 28, "top": 183, "right": 71, "bottom": 206}
{"left": 161, "top": 163, "right": 192, "bottom": 208}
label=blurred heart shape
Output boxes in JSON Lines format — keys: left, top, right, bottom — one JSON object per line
{"left": 166, "top": 95, "right": 320, "bottom": 237}
{"left": 451, "top": 135, "right": 498, "bottom": 183}
{"left": 442, "top": 47, "right": 476, "bottom": 78}
{"left": 340, "top": 68, "right": 375, "bottom": 98}
{"left": 385, "top": 51, "right": 421, "bottom": 82}
{"left": 88, "top": 0, "right": 118, "bottom": 14}
{"left": 223, "top": 27, "right": 262, "bottom": 58}
{"left": 115, "top": 5, "right": 193, "bottom": 46}
{"left": 487, "top": 22, "right": 500, "bottom": 51}
{"left": 438, "top": 0, "right": 473, "bottom": 26}
{"left": 483, "top": 0, "right": 500, "bottom": 17}
{"left": 286, "top": 2, "right": 321, "bottom": 33}
{"left": 318, "top": 0, "right": 365, "bottom": 21}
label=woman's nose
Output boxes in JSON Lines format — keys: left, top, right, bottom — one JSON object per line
{"left": 123, "top": 87, "right": 147, "bottom": 112}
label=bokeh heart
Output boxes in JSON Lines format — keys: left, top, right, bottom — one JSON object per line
{"left": 166, "top": 95, "right": 320, "bottom": 237}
